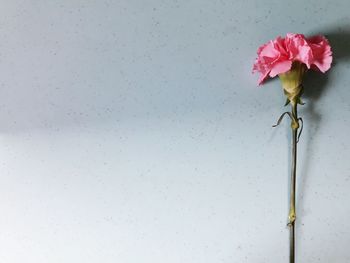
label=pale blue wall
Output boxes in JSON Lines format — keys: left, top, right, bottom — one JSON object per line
{"left": 0, "top": 1, "right": 349, "bottom": 262}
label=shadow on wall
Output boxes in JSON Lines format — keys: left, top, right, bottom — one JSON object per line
{"left": 297, "top": 23, "right": 350, "bottom": 228}
{"left": 303, "top": 25, "right": 350, "bottom": 101}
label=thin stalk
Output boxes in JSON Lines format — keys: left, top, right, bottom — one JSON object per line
{"left": 288, "top": 102, "right": 299, "bottom": 263}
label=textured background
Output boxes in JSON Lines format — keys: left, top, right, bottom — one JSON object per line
{"left": 0, "top": 1, "right": 349, "bottom": 262}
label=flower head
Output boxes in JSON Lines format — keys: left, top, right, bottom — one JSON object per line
{"left": 253, "top": 33, "right": 332, "bottom": 85}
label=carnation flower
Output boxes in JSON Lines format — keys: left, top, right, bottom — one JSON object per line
{"left": 252, "top": 33, "right": 333, "bottom": 262}
{"left": 253, "top": 33, "right": 332, "bottom": 85}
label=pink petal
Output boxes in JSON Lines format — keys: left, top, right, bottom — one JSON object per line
{"left": 285, "top": 33, "right": 313, "bottom": 68}
{"left": 259, "top": 41, "right": 280, "bottom": 58}
{"left": 257, "top": 69, "right": 271, "bottom": 85}
{"left": 269, "top": 60, "right": 293, "bottom": 77}
{"left": 307, "top": 35, "right": 333, "bottom": 72}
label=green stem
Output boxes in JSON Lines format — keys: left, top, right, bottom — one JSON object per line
{"left": 289, "top": 102, "right": 299, "bottom": 263}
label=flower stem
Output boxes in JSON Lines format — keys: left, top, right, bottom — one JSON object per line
{"left": 288, "top": 102, "right": 299, "bottom": 263}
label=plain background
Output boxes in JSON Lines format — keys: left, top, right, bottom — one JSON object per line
{"left": 0, "top": 1, "right": 349, "bottom": 262}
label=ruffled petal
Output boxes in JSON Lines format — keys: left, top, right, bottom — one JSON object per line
{"left": 269, "top": 60, "right": 293, "bottom": 77}
{"left": 258, "top": 69, "right": 270, "bottom": 85}
{"left": 307, "top": 35, "right": 333, "bottom": 73}
{"left": 285, "top": 33, "right": 313, "bottom": 68}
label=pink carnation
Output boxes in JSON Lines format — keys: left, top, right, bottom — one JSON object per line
{"left": 253, "top": 33, "right": 333, "bottom": 85}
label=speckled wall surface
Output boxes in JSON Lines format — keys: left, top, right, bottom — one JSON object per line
{"left": 0, "top": 1, "right": 349, "bottom": 262}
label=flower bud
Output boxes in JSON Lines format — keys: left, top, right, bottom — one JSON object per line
{"left": 278, "top": 62, "right": 306, "bottom": 105}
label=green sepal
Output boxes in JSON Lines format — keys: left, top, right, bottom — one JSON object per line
{"left": 297, "top": 97, "right": 305, "bottom": 105}
{"left": 284, "top": 98, "right": 290, "bottom": 106}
